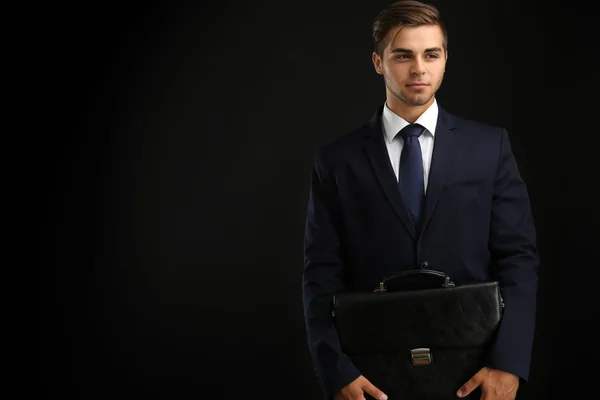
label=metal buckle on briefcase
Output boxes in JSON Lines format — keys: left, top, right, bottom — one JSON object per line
{"left": 374, "top": 282, "right": 386, "bottom": 292}
{"left": 410, "top": 348, "right": 432, "bottom": 366}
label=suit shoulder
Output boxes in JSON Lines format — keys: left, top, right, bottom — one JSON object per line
{"left": 450, "top": 113, "right": 506, "bottom": 138}
{"left": 312, "top": 122, "right": 369, "bottom": 163}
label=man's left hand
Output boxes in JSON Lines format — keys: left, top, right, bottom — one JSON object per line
{"left": 456, "top": 367, "right": 519, "bottom": 399}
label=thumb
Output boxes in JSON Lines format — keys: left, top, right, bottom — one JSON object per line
{"left": 360, "top": 377, "right": 388, "bottom": 400}
{"left": 457, "top": 369, "right": 485, "bottom": 398}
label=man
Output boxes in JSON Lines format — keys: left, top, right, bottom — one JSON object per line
{"left": 301, "top": 1, "right": 539, "bottom": 400}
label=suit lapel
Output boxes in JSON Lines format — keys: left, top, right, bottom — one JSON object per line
{"left": 419, "top": 107, "right": 458, "bottom": 236}
{"left": 362, "top": 105, "right": 418, "bottom": 239}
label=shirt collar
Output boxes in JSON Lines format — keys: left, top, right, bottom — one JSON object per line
{"left": 382, "top": 98, "right": 439, "bottom": 144}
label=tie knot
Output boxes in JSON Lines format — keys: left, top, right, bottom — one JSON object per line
{"left": 399, "top": 124, "right": 425, "bottom": 140}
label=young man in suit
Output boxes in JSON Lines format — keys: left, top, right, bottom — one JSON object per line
{"left": 302, "top": 1, "right": 539, "bottom": 399}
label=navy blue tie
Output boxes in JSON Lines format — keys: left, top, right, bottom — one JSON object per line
{"left": 398, "top": 123, "right": 425, "bottom": 227}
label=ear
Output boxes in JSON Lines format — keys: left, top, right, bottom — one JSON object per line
{"left": 443, "top": 50, "right": 448, "bottom": 71}
{"left": 372, "top": 52, "right": 383, "bottom": 75}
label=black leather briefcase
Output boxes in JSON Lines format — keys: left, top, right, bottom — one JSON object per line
{"left": 333, "top": 269, "right": 503, "bottom": 400}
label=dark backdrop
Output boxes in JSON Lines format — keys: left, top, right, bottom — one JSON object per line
{"left": 19, "top": 0, "right": 598, "bottom": 399}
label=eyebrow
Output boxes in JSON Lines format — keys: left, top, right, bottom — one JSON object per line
{"left": 390, "top": 47, "right": 443, "bottom": 53}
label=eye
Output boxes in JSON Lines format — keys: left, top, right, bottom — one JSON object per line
{"left": 395, "top": 54, "right": 410, "bottom": 60}
{"left": 426, "top": 53, "right": 440, "bottom": 59}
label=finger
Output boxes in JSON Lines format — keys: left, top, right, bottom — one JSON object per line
{"left": 361, "top": 378, "right": 388, "bottom": 400}
{"left": 457, "top": 369, "right": 485, "bottom": 398}
{"left": 344, "top": 390, "right": 366, "bottom": 400}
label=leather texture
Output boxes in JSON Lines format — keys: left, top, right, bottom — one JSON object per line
{"left": 382, "top": 268, "right": 455, "bottom": 292}
{"left": 332, "top": 269, "right": 502, "bottom": 400}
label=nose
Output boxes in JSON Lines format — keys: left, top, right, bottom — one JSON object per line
{"left": 410, "top": 56, "right": 426, "bottom": 75}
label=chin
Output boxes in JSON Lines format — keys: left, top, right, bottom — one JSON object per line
{"left": 408, "top": 94, "right": 432, "bottom": 106}
{"left": 406, "top": 98, "right": 429, "bottom": 107}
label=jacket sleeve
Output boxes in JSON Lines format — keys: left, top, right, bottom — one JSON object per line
{"left": 485, "top": 128, "right": 540, "bottom": 382}
{"left": 302, "top": 147, "right": 361, "bottom": 398}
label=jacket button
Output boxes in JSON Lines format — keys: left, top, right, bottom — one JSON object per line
{"left": 420, "top": 261, "right": 429, "bottom": 268}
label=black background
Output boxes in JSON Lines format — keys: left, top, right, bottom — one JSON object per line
{"left": 18, "top": 0, "right": 598, "bottom": 399}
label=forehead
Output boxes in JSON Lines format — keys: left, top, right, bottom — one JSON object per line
{"left": 385, "top": 24, "right": 444, "bottom": 52}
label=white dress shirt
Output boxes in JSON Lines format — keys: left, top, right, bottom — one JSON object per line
{"left": 381, "top": 98, "right": 438, "bottom": 193}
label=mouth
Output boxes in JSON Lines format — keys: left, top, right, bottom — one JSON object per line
{"left": 406, "top": 83, "right": 429, "bottom": 88}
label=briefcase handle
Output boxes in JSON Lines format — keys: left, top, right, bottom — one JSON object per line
{"left": 375, "top": 268, "right": 455, "bottom": 292}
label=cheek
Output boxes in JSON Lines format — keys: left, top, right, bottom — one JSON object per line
{"left": 388, "top": 67, "right": 407, "bottom": 82}
{"left": 426, "top": 67, "right": 443, "bottom": 83}
{"left": 386, "top": 73, "right": 402, "bottom": 88}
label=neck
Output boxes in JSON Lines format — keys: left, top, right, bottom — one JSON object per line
{"left": 386, "top": 92, "right": 434, "bottom": 123}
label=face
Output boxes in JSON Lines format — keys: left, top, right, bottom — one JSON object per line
{"left": 372, "top": 24, "right": 447, "bottom": 108}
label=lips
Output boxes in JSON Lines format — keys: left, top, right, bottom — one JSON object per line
{"left": 406, "top": 83, "right": 429, "bottom": 90}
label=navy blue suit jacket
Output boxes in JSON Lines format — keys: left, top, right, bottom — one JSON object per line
{"left": 302, "top": 103, "right": 539, "bottom": 399}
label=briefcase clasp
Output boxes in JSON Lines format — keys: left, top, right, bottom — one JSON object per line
{"left": 442, "top": 276, "right": 455, "bottom": 288}
{"left": 410, "top": 348, "right": 432, "bottom": 366}
{"left": 374, "top": 282, "right": 386, "bottom": 293}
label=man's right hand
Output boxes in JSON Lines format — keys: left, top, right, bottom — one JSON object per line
{"left": 333, "top": 375, "right": 388, "bottom": 400}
